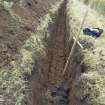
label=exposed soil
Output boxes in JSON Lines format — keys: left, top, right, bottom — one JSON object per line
{"left": 12, "top": 0, "right": 60, "bottom": 27}
{"left": 0, "top": 0, "right": 83, "bottom": 105}
{"left": 31, "top": 1, "right": 68, "bottom": 105}
{"left": 46, "top": 0, "right": 67, "bottom": 85}
{"left": 0, "top": 6, "right": 28, "bottom": 67}
{"left": 31, "top": 1, "right": 82, "bottom": 105}
{"left": 0, "top": 0, "right": 60, "bottom": 67}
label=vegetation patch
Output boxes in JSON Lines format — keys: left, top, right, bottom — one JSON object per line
{"left": 0, "top": 0, "right": 13, "bottom": 11}
{"left": 66, "top": 0, "right": 105, "bottom": 104}
{"left": 80, "top": 0, "right": 105, "bottom": 16}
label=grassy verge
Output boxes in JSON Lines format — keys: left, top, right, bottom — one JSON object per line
{"left": 66, "top": 0, "right": 105, "bottom": 104}
{"left": 0, "top": 0, "right": 64, "bottom": 105}
{"left": 80, "top": 0, "right": 105, "bottom": 16}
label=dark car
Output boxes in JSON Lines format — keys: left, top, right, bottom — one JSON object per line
{"left": 83, "top": 27, "right": 103, "bottom": 37}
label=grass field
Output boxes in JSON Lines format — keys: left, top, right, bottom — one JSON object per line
{"left": 67, "top": 0, "right": 105, "bottom": 104}
{"left": 80, "top": 0, "right": 105, "bottom": 15}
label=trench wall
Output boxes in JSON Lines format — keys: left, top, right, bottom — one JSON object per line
{"left": 31, "top": 0, "right": 83, "bottom": 105}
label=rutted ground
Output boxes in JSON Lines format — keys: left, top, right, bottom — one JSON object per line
{"left": 0, "top": 0, "right": 60, "bottom": 67}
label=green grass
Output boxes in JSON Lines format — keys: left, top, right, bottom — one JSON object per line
{"left": 80, "top": 0, "right": 105, "bottom": 16}
{"left": 67, "top": 0, "right": 105, "bottom": 104}
{"left": 0, "top": 0, "right": 13, "bottom": 11}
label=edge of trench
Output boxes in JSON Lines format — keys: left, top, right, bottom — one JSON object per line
{"left": 30, "top": 0, "right": 83, "bottom": 105}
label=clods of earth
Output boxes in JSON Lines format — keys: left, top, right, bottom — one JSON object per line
{"left": 46, "top": 81, "right": 70, "bottom": 105}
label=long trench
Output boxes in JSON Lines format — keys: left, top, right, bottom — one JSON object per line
{"left": 31, "top": 0, "right": 82, "bottom": 105}
{"left": 46, "top": 0, "right": 67, "bottom": 86}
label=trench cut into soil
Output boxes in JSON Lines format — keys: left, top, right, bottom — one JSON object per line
{"left": 31, "top": 1, "right": 68, "bottom": 105}
{"left": 47, "top": 0, "right": 67, "bottom": 86}
{"left": 31, "top": 0, "right": 82, "bottom": 105}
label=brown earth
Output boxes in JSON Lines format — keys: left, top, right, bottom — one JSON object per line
{"left": 0, "top": 0, "right": 83, "bottom": 105}
{"left": 31, "top": 1, "right": 82, "bottom": 105}
{"left": 0, "top": 0, "right": 60, "bottom": 67}
{"left": 46, "top": 0, "right": 67, "bottom": 85}
{"left": 12, "top": 0, "right": 59, "bottom": 27}
{"left": 30, "top": 0, "right": 84, "bottom": 104}
{"left": 31, "top": 1, "right": 67, "bottom": 105}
